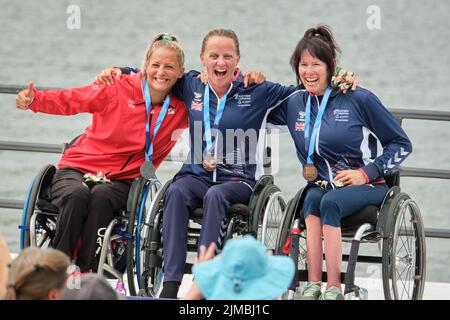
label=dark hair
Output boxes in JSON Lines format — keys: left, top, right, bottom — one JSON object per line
{"left": 201, "top": 29, "right": 240, "bottom": 56}
{"left": 290, "top": 25, "right": 341, "bottom": 85}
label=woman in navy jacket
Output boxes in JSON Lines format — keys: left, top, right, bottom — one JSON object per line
{"left": 268, "top": 25, "right": 412, "bottom": 300}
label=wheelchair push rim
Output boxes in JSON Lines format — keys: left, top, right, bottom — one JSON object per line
{"left": 126, "top": 178, "right": 161, "bottom": 296}
{"left": 382, "top": 193, "right": 426, "bottom": 300}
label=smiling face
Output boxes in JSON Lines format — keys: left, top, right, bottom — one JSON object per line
{"left": 145, "top": 46, "right": 184, "bottom": 103}
{"left": 298, "top": 49, "right": 331, "bottom": 96}
{"left": 200, "top": 36, "right": 240, "bottom": 97}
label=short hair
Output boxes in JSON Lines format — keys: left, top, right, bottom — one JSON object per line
{"left": 201, "top": 29, "right": 240, "bottom": 56}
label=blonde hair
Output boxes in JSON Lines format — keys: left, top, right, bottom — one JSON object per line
{"left": 4, "top": 247, "right": 70, "bottom": 300}
{"left": 141, "top": 32, "right": 185, "bottom": 78}
{"left": 201, "top": 29, "right": 240, "bottom": 56}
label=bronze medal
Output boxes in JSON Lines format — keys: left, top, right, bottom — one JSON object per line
{"left": 303, "top": 164, "right": 318, "bottom": 181}
{"left": 140, "top": 161, "right": 156, "bottom": 180}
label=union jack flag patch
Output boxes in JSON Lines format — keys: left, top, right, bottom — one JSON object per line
{"left": 295, "top": 122, "right": 305, "bottom": 131}
{"left": 191, "top": 101, "right": 203, "bottom": 111}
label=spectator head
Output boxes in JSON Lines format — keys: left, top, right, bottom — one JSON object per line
{"left": 62, "top": 273, "right": 125, "bottom": 300}
{"left": 4, "top": 247, "right": 70, "bottom": 300}
{"left": 192, "top": 235, "right": 295, "bottom": 300}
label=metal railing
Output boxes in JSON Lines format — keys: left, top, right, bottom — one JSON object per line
{"left": 1, "top": 84, "right": 450, "bottom": 239}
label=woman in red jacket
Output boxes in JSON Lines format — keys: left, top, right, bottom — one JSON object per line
{"left": 15, "top": 33, "right": 188, "bottom": 272}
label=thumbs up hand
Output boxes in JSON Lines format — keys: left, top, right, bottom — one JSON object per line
{"left": 16, "top": 81, "right": 35, "bottom": 110}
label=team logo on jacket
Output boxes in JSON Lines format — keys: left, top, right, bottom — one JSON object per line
{"left": 127, "top": 99, "right": 136, "bottom": 109}
{"left": 298, "top": 111, "right": 305, "bottom": 120}
{"left": 295, "top": 122, "right": 305, "bottom": 131}
{"left": 333, "top": 109, "right": 349, "bottom": 122}
{"left": 233, "top": 93, "right": 252, "bottom": 107}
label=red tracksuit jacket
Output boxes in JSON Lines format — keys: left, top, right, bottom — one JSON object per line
{"left": 28, "top": 72, "right": 188, "bottom": 180}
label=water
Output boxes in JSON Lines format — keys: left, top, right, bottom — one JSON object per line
{"left": 0, "top": 0, "right": 449, "bottom": 283}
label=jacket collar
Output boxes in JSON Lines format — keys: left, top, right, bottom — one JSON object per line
{"left": 132, "top": 72, "right": 145, "bottom": 105}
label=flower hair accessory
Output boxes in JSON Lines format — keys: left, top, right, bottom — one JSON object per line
{"left": 315, "top": 180, "right": 344, "bottom": 191}
{"left": 331, "top": 67, "right": 355, "bottom": 93}
{"left": 83, "top": 171, "right": 111, "bottom": 186}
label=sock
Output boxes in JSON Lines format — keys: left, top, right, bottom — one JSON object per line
{"left": 159, "top": 281, "right": 180, "bottom": 299}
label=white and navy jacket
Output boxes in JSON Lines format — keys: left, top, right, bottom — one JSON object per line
{"left": 268, "top": 87, "right": 412, "bottom": 183}
{"left": 172, "top": 71, "right": 296, "bottom": 184}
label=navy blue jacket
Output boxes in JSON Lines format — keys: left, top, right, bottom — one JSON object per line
{"left": 173, "top": 71, "right": 295, "bottom": 184}
{"left": 268, "top": 88, "right": 412, "bottom": 183}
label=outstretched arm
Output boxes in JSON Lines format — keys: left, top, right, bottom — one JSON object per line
{"left": 16, "top": 82, "right": 35, "bottom": 110}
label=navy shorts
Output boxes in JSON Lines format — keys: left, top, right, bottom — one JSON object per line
{"left": 302, "top": 184, "right": 389, "bottom": 227}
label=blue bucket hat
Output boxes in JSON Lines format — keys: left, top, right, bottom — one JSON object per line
{"left": 192, "top": 235, "right": 295, "bottom": 300}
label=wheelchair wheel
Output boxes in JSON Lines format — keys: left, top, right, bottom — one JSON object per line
{"left": 125, "top": 177, "right": 161, "bottom": 296}
{"left": 140, "top": 179, "right": 172, "bottom": 297}
{"left": 259, "top": 188, "right": 286, "bottom": 251}
{"left": 20, "top": 164, "right": 56, "bottom": 249}
{"left": 382, "top": 192, "right": 426, "bottom": 300}
{"left": 251, "top": 184, "right": 277, "bottom": 242}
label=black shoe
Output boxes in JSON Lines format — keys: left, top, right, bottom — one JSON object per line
{"left": 159, "top": 281, "right": 180, "bottom": 299}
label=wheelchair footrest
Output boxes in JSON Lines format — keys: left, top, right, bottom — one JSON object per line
{"left": 295, "top": 270, "right": 354, "bottom": 285}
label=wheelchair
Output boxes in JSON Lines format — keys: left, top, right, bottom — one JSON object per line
{"left": 19, "top": 163, "right": 161, "bottom": 296}
{"left": 275, "top": 171, "right": 426, "bottom": 300}
{"left": 135, "top": 171, "right": 287, "bottom": 297}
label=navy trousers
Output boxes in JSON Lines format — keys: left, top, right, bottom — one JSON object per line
{"left": 162, "top": 174, "right": 253, "bottom": 283}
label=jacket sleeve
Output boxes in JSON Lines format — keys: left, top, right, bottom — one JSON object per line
{"left": 120, "top": 67, "right": 139, "bottom": 74}
{"left": 28, "top": 82, "right": 116, "bottom": 115}
{"left": 359, "top": 91, "right": 413, "bottom": 180}
{"left": 267, "top": 100, "right": 288, "bottom": 125}
{"left": 264, "top": 82, "right": 297, "bottom": 110}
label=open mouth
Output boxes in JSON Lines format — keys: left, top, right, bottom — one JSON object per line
{"left": 153, "top": 78, "right": 168, "bottom": 83}
{"left": 305, "top": 77, "right": 319, "bottom": 85}
{"left": 214, "top": 69, "right": 227, "bottom": 78}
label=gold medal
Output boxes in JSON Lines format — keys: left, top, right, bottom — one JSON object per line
{"left": 303, "top": 164, "right": 318, "bottom": 181}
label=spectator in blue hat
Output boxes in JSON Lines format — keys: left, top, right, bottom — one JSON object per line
{"left": 184, "top": 235, "right": 295, "bottom": 300}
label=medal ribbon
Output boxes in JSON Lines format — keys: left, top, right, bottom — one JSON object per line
{"left": 304, "top": 86, "right": 332, "bottom": 165}
{"left": 143, "top": 79, "right": 171, "bottom": 162}
{"left": 203, "top": 83, "right": 228, "bottom": 155}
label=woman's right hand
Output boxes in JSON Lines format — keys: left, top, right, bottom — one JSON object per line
{"left": 243, "top": 70, "right": 266, "bottom": 88}
{"left": 16, "top": 82, "right": 35, "bottom": 110}
{"left": 95, "top": 67, "right": 122, "bottom": 85}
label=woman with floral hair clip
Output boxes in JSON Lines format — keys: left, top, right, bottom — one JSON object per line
{"left": 268, "top": 25, "right": 412, "bottom": 299}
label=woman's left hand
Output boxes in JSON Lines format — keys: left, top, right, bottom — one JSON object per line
{"left": 333, "top": 169, "right": 366, "bottom": 186}
{"left": 202, "top": 157, "right": 217, "bottom": 172}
